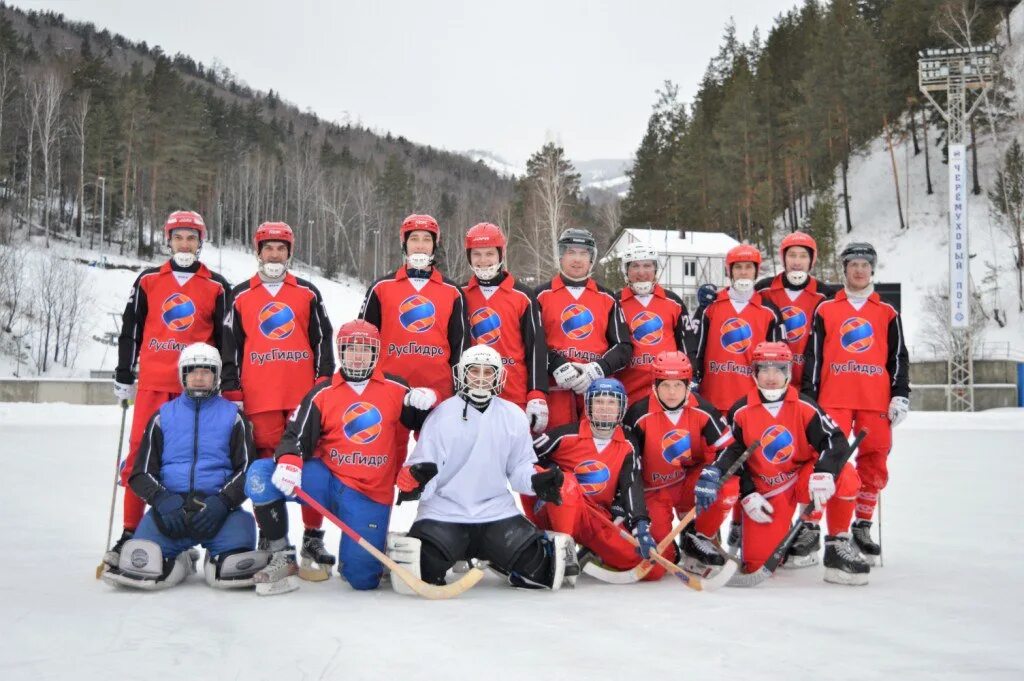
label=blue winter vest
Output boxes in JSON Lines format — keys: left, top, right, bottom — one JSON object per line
{"left": 156, "top": 394, "right": 239, "bottom": 497}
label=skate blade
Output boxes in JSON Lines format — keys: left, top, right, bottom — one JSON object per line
{"left": 452, "top": 560, "right": 472, "bottom": 574}
{"left": 824, "top": 568, "right": 869, "bottom": 586}
{"left": 681, "top": 556, "right": 725, "bottom": 579}
{"left": 781, "top": 553, "right": 819, "bottom": 569}
{"left": 256, "top": 575, "right": 299, "bottom": 596}
{"left": 298, "top": 557, "right": 331, "bottom": 582}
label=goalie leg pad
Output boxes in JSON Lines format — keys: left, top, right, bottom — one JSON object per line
{"left": 102, "top": 539, "right": 193, "bottom": 590}
{"left": 204, "top": 549, "right": 271, "bottom": 588}
{"left": 387, "top": 532, "right": 422, "bottom": 596}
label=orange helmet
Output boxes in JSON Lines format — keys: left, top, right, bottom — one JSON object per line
{"left": 725, "top": 244, "right": 762, "bottom": 276}
{"left": 752, "top": 341, "right": 793, "bottom": 364}
{"left": 254, "top": 221, "right": 295, "bottom": 253}
{"left": 779, "top": 232, "right": 817, "bottom": 268}
{"left": 400, "top": 214, "right": 440, "bottom": 243}
{"left": 464, "top": 222, "right": 506, "bottom": 250}
{"left": 652, "top": 351, "right": 693, "bottom": 381}
{"left": 164, "top": 210, "right": 206, "bottom": 241}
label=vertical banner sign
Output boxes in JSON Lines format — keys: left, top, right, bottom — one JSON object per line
{"left": 949, "top": 144, "right": 968, "bottom": 329}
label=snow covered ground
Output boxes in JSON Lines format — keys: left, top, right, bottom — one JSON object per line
{"left": 1, "top": 403, "right": 1021, "bottom": 680}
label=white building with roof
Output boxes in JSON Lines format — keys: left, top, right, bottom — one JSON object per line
{"left": 605, "top": 228, "right": 741, "bottom": 309}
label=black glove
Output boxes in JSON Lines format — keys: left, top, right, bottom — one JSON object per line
{"left": 190, "top": 494, "right": 230, "bottom": 540}
{"left": 396, "top": 462, "right": 439, "bottom": 504}
{"left": 153, "top": 491, "right": 188, "bottom": 538}
{"left": 531, "top": 467, "right": 564, "bottom": 505}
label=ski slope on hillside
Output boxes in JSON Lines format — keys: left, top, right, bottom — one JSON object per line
{"left": 1, "top": 403, "right": 1021, "bottom": 680}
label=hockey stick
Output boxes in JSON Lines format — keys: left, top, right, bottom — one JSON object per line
{"left": 96, "top": 399, "right": 130, "bottom": 579}
{"left": 878, "top": 492, "right": 884, "bottom": 568}
{"left": 294, "top": 487, "right": 484, "bottom": 600}
{"left": 584, "top": 438, "right": 760, "bottom": 585}
{"left": 727, "top": 428, "right": 868, "bottom": 588}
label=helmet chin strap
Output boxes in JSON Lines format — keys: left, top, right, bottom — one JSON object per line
{"left": 785, "top": 270, "right": 808, "bottom": 286}
{"left": 758, "top": 385, "right": 787, "bottom": 401}
{"left": 172, "top": 251, "right": 197, "bottom": 268}
{"left": 630, "top": 281, "right": 654, "bottom": 295}
{"left": 472, "top": 263, "right": 503, "bottom": 281}
{"left": 258, "top": 260, "right": 288, "bottom": 280}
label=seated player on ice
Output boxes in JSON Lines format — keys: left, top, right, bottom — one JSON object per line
{"left": 103, "top": 343, "right": 260, "bottom": 590}
{"left": 244, "top": 320, "right": 437, "bottom": 595}
{"left": 532, "top": 377, "right": 658, "bottom": 576}
{"left": 695, "top": 341, "right": 870, "bottom": 585}
{"left": 622, "top": 351, "right": 736, "bottom": 580}
{"left": 387, "top": 345, "right": 579, "bottom": 592}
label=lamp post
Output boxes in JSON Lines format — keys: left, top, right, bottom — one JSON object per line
{"left": 918, "top": 45, "right": 995, "bottom": 411}
{"left": 98, "top": 175, "right": 106, "bottom": 251}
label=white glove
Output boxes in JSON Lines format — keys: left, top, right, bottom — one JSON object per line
{"left": 888, "top": 396, "right": 910, "bottom": 427}
{"left": 113, "top": 380, "right": 136, "bottom": 402}
{"left": 525, "top": 398, "right": 549, "bottom": 433}
{"left": 741, "top": 492, "right": 774, "bottom": 524}
{"left": 570, "top": 361, "right": 604, "bottom": 394}
{"left": 271, "top": 458, "right": 302, "bottom": 496}
{"left": 552, "top": 362, "right": 581, "bottom": 390}
{"left": 808, "top": 472, "right": 835, "bottom": 509}
{"left": 404, "top": 387, "right": 438, "bottom": 410}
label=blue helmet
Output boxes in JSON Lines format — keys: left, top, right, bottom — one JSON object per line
{"left": 697, "top": 283, "right": 718, "bottom": 307}
{"left": 585, "top": 377, "right": 627, "bottom": 430}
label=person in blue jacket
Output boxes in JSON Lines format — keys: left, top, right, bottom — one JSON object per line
{"left": 102, "top": 342, "right": 261, "bottom": 590}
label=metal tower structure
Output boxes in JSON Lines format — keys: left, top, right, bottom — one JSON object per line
{"left": 918, "top": 45, "right": 995, "bottom": 411}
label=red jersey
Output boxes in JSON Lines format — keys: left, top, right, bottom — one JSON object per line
{"left": 275, "top": 370, "right": 430, "bottom": 504}
{"left": 756, "top": 274, "right": 827, "bottom": 388}
{"left": 463, "top": 272, "right": 547, "bottom": 407}
{"left": 803, "top": 289, "right": 910, "bottom": 412}
{"left": 533, "top": 419, "right": 646, "bottom": 521}
{"left": 693, "top": 290, "right": 782, "bottom": 412}
{"left": 535, "top": 275, "right": 631, "bottom": 386}
{"left": 716, "top": 386, "right": 848, "bottom": 497}
{"left": 624, "top": 392, "right": 733, "bottom": 491}
{"left": 360, "top": 265, "right": 468, "bottom": 399}
{"left": 224, "top": 274, "right": 334, "bottom": 414}
{"left": 115, "top": 261, "right": 232, "bottom": 392}
{"left": 617, "top": 284, "right": 688, "bottom": 406}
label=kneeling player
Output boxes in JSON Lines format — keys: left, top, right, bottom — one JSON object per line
{"left": 696, "top": 342, "right": 869, "bottom": 585}
{"left": 533, "top": 378, "right": 657, "bottom": 576}
{"left": 244, "top": 320, "right": 436, "bottom": 595}
{"left": 389, "top": 345, "right": 577, "bottom": 591}
{"left": 104, "top": 343, "right": 259, "bottom": 590}
{"left": 623, "top": 351, "right": 736, "bottom": 579}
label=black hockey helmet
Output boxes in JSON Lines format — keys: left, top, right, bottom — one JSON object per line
{"left": 840, "top": 242, "right": 877, "bottom": 270}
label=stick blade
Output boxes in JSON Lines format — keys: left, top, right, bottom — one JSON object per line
{"left": 584, "top": 561, "right": 642, "bottom": 584}
{"left": 403, "top": 566, "right": 486, "bottom": 600}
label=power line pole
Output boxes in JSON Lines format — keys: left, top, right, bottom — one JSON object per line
{"left": 918, "top": 45, "right": 995, "bottom": 411}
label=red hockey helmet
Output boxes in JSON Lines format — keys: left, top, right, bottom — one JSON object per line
{"left": 254, "top": 221, "right": 295, "bottom": 253}
{"left": 164, "top": 210, "right": 206, "bottom": 241}
{"left": 725, "top": 243, "right": 762, "bottom": 272}
{"left": 336, "top": 320, "right": 381, "bottom": 381}
{"left": 779, "top": 232, "right": 817, "bottom": 268}
{"left": 400, "top": 214, "right": 440, "bottom": 243}
{"left": 652, "top": 351, "right": 693, "bottom": 382}
{"left": 464, "top": 222, "right": 506, "bottom": 251}
{"left": 752, "top": 341, "right": 793, "bottom": 364}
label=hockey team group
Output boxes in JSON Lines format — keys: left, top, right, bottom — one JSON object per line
{"left": 98, "top": 209, "right": 910, "bottom": 597}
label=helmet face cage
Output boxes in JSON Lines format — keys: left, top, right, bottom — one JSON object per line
{"left": 179, "top": 361, "right": 221, "bottom": 399}
{"left": 337, "top": 335, "right": 380, "bottom": 381}
{"left": 585, "top": 388, "right": 626, "bottom": 431}
{"left": 753, "top": 360, "right": 791, "bottom": 399}
{"left": 454, "top": 358, "right": 506, "bottom": 402}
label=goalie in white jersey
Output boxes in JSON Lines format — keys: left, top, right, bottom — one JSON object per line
{"left": 387, "top": 345, "right": 580, "bottom": 591}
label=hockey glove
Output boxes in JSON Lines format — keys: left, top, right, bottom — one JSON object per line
{"left": 808, "top": 472, "right": 835, "bottom": 509}
{"left": 632, "top": 519, "right": 658, "bottom": 560}
{"left": 570, "top": 362, "right": 604, "bottom": 394}
{"left": 552, "top": 362, "right": 582, "bottom": 390}
{"left": 694, "top": 466, "right": 723, "bottom": 516}
{"left": 153, "top": 491, "right": 188, "bottom": 538}
{"left": 525, "top": 397, "right": 549, "bottom": 434}
{"left": 531, "top": 466, "right": 564, "bottom": 505}
{"left": 396, "top": 462, "right": 439, "bottom": 504}
{"left": 271, "top": 455, "right": 303, "bottom": 496}
{"left": 404, "top": 387, "right": 438, "bottom": 411}
{"left": 190, "top": 494, "right": 230, "bottom": 540}
{"left": 741, "top": 492, "right": 774, "bottom": 524}
{"left": 888, "top": 396, "right": 910, "bottom": 427}
{"left": 113, "top": 380, "right": 136, "bottom": 402}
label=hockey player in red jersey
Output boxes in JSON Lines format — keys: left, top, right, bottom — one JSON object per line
{"left": 616, "top": 242, "right": 689, "bottom": 407}
{"left": 802, "top": 242, "right": 910, "bottom": 565}
{"left": 755, "top": 232, "right": 832, "bottom": 389}
{"left": 533, "top": 378, "right": 657, "bottom": 575}
{"left": 536, "top": 228, "right": 631, "bottom": 429}
{"left": 623, "top": 351, "right": 736, "bottom": 580}
{"left": 106, "top": 210, "right": 233, "bottom": 568}
{"left": 462, "top": 222, "right": 549, "bottom": 433}
{"left": 220, "top": 221, "right": 336, "bottom": 578}
{"left": 698, "top": 342, "right": 870, "bottom": 585}
{"left": 243, "top": 320, "right": 438, "bottom": 595}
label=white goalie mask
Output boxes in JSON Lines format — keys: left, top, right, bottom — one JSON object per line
{"left": 454, "top": 345, "right": 506, "bottom": 404}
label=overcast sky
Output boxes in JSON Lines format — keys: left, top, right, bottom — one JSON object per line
{"left": 15, "top": 0, "right": 797, "bottom": 163}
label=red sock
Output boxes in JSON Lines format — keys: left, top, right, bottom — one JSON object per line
{"left": 123, "top": 487, "right": 145, "bottom": 530}
{"left": 301, "top": 504, "right": 323, "bottom": 530}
